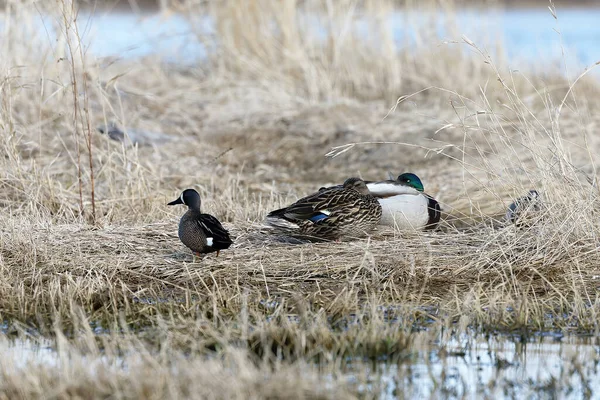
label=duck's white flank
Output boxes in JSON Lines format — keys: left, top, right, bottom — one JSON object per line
{"left": 377, "top": 194, "right": 429, "bottom": 229}
{"left": 367, "top": 182, "right": 429, "bottom": 229}
{"left": 206, "top": 237, "right": 213, "bottom": 247}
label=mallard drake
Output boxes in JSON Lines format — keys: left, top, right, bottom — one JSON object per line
{"left": 365, "top": 172, "right": 441, "bottom": 230}
{"left": 266, "top": 177, "right": 382, "bottom": 241}
{"left": 167, "top": 189, "right": 233, "bottom": 257}
{"left": 505, "top": 189, "right": 541, "bottom": 226}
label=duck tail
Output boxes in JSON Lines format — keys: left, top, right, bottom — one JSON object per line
{"left": 265, "top": 208, "right": 300, "bottom": 231}
{"left": 265, "top": 216, "right": 300, "bottom": 231}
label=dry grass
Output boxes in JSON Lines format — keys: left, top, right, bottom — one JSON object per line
{"left": 1, "top": 0, "right": 600, "bottom": 397}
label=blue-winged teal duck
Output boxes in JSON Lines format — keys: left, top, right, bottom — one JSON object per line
{"left": 266, "top": 177, "right": 382, "bottom": 241}
{"left": 365, "top": 172, "right": 441, "bottom": 230}
{"left": 168, "top": 189, "right": 232, "bottom": 257}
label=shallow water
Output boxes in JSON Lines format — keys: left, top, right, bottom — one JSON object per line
{"left": 2, "top": 331, "right": 598, "bottom": 398}
{"left": 5, "top": 6, "right": 600, "bottom": 71}
{"left": 0, "top": 337, "right": 58, "bottom": 369}
{"left": 361, "top": 333, "right": 600, "bottom": 398}
{"left": 72, "top": 7, "right": 600, "bottom": 70}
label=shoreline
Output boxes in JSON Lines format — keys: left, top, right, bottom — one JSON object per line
{"left": 78, "top": 0, "right": 600, "bottom": 12}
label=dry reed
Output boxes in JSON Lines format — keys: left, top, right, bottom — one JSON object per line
{"left": 0, "top": 0, "right": 599, "bottom": 397}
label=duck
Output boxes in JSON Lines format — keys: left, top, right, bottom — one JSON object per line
{"left": 505, "top": 189, "right": 541, "bottom": 226}
{"left": 266, "top": 177, "right": 382, "bottom": 241}
{"left": 365, "top": 172, "right": 441, "bottom": 230}
{"left": 167, "top": 189, "right": 233, "bottom": 257}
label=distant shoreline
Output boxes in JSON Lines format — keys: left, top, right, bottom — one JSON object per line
{"left": 45, "top": 0, "right": 600, "bottom": 12}
{"left": 1, "top": 0, "right": 597, "bottom": 13}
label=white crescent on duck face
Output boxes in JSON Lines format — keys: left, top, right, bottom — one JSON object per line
{"left": 366, "top": 173, "right": 440, "bottom": 230}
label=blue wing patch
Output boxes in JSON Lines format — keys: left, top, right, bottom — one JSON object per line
{"left": 309, "top": 213, "right": 329, "bottom": 222}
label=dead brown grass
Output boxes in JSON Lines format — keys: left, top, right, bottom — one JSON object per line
{"left": 1, "top": 0, "right": 600, "bottom": 397}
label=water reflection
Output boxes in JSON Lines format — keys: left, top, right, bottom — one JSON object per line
{"left": 0, "top": 336, "right": 58, "bottom": 369}
{"left": 1, "top": 331, "right": 598, "bottom": 398}
{"left": 348, "top": 333, "right": 600, "bottom": 398}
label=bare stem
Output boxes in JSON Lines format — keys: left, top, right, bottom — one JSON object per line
{"left": 72, "top": 2, "right": 96, "bottom": 222}
{"left": 60, "top": 0, "right": 96, "bottom": 222}
{"left": 60, "top": 0, "right": 84, "bottom": 218}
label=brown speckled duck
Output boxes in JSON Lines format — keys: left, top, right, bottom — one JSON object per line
{"left": 266, "top": 177, "right": 382, "bottom": 241}
{"left": 168, "top": 189, "right": 232, "bottom": 257}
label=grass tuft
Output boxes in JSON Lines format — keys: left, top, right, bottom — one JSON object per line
{"left": 0, "top": 0, "right": 600, "bottom": 397}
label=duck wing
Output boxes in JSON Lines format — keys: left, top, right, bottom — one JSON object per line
{"left": 268, "top": 187, "right": 354, "bottom": 223}
{"left": 198, "top": 214, "right": 233, "bottom": 249}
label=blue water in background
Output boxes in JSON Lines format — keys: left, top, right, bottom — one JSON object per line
{"left": 73, "top": 13, "right": 209, "bottom": 60}
{"left": 493, "top": 8, "right": 600, "bottom": 67}
{"left": 389, "top": 8, "right": 600, "bottom": 68}
{"left": 30, "top": 7, "right": 600, "bottom": 71}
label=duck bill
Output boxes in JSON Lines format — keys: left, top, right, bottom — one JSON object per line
{"left": 167, "top": 198, "right": 184, "bottom": 206}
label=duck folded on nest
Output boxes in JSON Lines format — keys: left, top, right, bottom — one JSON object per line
{"left": 266, "top": 177, "right": 382, "bottom": 241}
{"left": 365, "top": 172, "right": 441, "bottom": 231}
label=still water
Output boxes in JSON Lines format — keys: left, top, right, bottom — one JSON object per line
{"left": 2, "top": 332, "right": 599, "bottom": 398}
{"left": 68, "top": 7, "right": 600, "bottom": 69}
{"left": 3, "top": 4, "right": 600, "bottom": 398}
{"left": 370, "top": 333, "right": 600, "bottom": 398}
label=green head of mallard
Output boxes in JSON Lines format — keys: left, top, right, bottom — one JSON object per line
{"left": 396, "top": 173, "right": 424, "bottom": 192}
